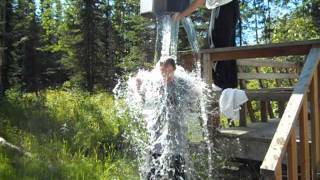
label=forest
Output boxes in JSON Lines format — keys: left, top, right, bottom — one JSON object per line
{"left": 0, "top": 0, "right": 319, "bottom": 179}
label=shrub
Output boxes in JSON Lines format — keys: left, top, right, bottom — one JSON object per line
{"left": 0, "top": 89, "right": 139, "bottom": 179}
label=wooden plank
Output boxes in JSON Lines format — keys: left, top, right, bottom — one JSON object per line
{"left": 247, "top": 87, "right": 293, "bottom": 91}
{"left": 219, "top": 118, "right": 316, "bottom": 164}
{"left": 260, "top": 47, "right": 320, "bottom": 175}
{"left": 285, "top": 68, "right": 295, "bottom": 86}
{"left": 267, "top": 103, "right": 275, "bottom": 119}
{"left": 237, "top": 58, "right": 299, "bottom": 69}
{"left": 201, "top": 40, "right": 320, "bottom": 61}
{"left": 219, "top": 120, "right": 317, "bottom": 175}
{"left": 267, "top": 102, "right": 275, "bottom": 119}
{"left": 178, "top": 53, "right": 194, "bottom": 71}
{"left": 287, "top": 128, "right": 298, "bottom": 180}
{"left": 278, "top": 102, "right": 285, "bottom": 118}
{"left": 239, "top": 104, "right": 247, "bottom": 127}
{"left": 273, "top": 67, "right": 283, "bottom": 87}
{"left": 299, "top": 95, "right": 310, "bottom": 180}
{"left": 202, "top": 54, "right": 213, "bottom": 85}
{"left": 310, "top": 70, "right": 320, "bottom": 179}
{"left": 247, "top": 101, "right": 257, "bottom": 123}
{"left": 256, "top": 66, "right": 267, "bottom": 123}
{"left": 238, "top": 70, "right": 257, "bottom": 123}
{"left": 255, "top": 66, "right": 265, "bottom": 88}
{"left": 255, "top": 67, "right": 275, "bottom": 119}
{"left": 261, "top": 101, "right": 268, "bottom": 123}
{"left": 275, "top": 163, "right": 282, "bottom": 180}
{"left": 273, "top": 67, "right": 287, "bottom": 118}
{"left": 318, "top": 64, "right": 320, "bottom": 172}
{"left": 201, "top": 54, "right": 220, "bottom": 131}
{"left": 238, "top": 73, "right": 299, "bottom": 80}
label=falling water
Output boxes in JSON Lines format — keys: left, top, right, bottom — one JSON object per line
{"left": 182, "top": 17, "right": 200, "bottom": 54}
{"left": 154, "top": 15, "right": 180, "bottom": 61}
{"left": 182, "top": 16, "right": 215, "bottom": 179}
{"left": 114, "top": 14, "right": 219, "bottom": 179}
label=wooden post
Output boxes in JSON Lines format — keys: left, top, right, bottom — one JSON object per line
{"left": 261, "top": 101, "right": 268, "bottom": 122}
{"left": 254, "top": 66, "right": 275, "bottom": 121}
{"left": 273, "top": 67, "right": 286, "bottom": 119}
{"left": 239, "top": 103, "right": 247, "bottom": 127}
{"left": 318, "top": 63, "right": 320, "bottom": 171}
{"left": 202, "top": 54, "right": 213, "bottom": 85}
{"left": 202, "top": 54, "right": 220, "bottom": 131}
{"left": 261, "top": 67, "right": 274, "bottom": 119}
{"left": 267, "top": 101, "right": 275, "bottom": 119}
{"left": 299, "top": 95, "right": 310, "bottom": 180}
{"left": 238, "top": 67, "right": 256, "bottom": 123}
{"left": 278, "top": 102, "right": 285, "bottom": 118}
{"left": 275, "top": 163, "right": 282, "bottom": 180}
{"left": 287, "top": 128, "right": 298, "bottom": 180}
{"left": 310, "top": 70, "right": 320, "bottom": 179}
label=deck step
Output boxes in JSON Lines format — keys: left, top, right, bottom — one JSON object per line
{"left": 218, "top": 118, "right": 312, "bottom": 163}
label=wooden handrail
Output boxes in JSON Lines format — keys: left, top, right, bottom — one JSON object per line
{"left": 201, "top": 40, "right": 320, "bottom": 61}
{"left": 179, "top": 40, "right": 320, "bottom": 64}
{"left": 260, "top": 47, "right": 320, "bottom": 179}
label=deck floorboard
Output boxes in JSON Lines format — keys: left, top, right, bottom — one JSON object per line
{"left": 217, "top": 119, "right": 312, "bottom": 162}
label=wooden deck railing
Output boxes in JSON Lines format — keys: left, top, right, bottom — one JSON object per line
{"left": 260, "top": 47, "right": 320, "bottom": 179}
{"left": 179, "top": 40, "right": 320, "bottom": 179}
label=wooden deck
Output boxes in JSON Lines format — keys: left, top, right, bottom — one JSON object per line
{"left": 218, "top": 119, "right": 312, "bottom": 163}
{"left": 182, "top": 41, "right": 320, "bottom": 179}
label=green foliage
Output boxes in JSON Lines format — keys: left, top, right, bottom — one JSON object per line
{"left": 1, "top": 0, "right": 319, "bottom": 179}
{"left": 0, "top": 89, "right": 139, "bottom": 179}
{"left": 2, "top": 0, "right": 319, "bottom": 93}
{"left": 112, "top": 0, "right": 155, "bottom": 70}
{"left": 272, "top": 5, "right": 320, "bottom": 42}
{"left": 3, "top": 0, "right": 156, "bottom": 93}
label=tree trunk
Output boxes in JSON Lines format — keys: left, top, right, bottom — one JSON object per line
{"left": 0, "top": 0, "right": 6, "bottom": 96}
{"left": 0, "top": 48, "right": 3, "bottom": 96}
{"left": 311, "top": 1, "right": 320, "bottom": 32}
{"left": 253, "top": 0, "right": 259, "bottom": 44}
{"left": 239, "top": 0, "right": 243, "bottom": 46}
{"left": 267, "top": 0, "right": 271, "bottom": 43}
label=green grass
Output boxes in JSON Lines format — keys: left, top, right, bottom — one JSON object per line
{"left": 0, "top": 88, "right": 140, "bottom": 180}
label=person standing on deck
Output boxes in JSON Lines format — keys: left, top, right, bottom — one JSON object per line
{"left": 174, "top": 0, "right": 240, "bottom": 90}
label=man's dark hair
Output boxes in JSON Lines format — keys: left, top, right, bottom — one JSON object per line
{"left": 164, "top": 58, "right": 176, "bottom": 70}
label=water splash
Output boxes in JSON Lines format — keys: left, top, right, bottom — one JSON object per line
{"left": 114, "top": 14, "right": 220, "bottom": 179}
{"left": 182, "top": 15, "right": 215, "bottom": 179}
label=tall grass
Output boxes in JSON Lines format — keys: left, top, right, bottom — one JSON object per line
{"left": 0, "top": 88, "right": 139, "bottom": 180}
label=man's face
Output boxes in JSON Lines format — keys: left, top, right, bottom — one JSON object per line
{"left": 164, "top": 64, "right": 175, "bottom": 82}
{"left": 165, "top": 64, "right": 175, "bottom": 75}
{"left": 158, "top": 61, "right": 175, "bottom": 81}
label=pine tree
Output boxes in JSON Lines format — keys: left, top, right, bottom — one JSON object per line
{"left": 4, "top": 0, "right": 42, "bottom": 91}
{"left": 59, "top": 0, "right": 114, "bottom": 91}
{"left": 310, "top": 0, "right": 320, "bottom": 33}
{"left": 0, "top": 0, "right": 5, "bottom": 95}
{"left": 39, "top": 0, "right": 67, "bottom": 88}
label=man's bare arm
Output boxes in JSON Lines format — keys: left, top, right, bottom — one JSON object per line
{"left": 174, "top": 0, "right": 205, "bottom": 21}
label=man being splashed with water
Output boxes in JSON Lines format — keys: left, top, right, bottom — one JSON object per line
{"left": 136, "top": 57, "right": 199, "bottom": 180}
